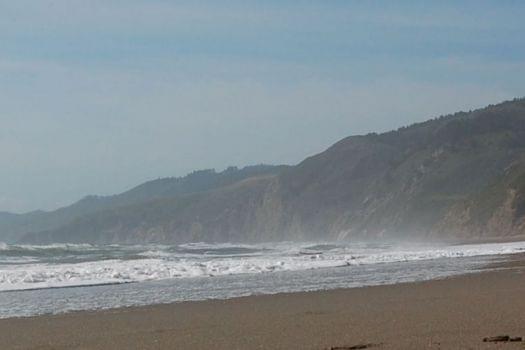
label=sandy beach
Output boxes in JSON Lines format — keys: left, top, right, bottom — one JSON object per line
{"left": 1, "top": 255, "right": 524, "bottom": 350}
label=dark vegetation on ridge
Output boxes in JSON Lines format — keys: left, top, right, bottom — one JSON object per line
{"left": 5, "top": 98, "right": 525, "bottom": 244}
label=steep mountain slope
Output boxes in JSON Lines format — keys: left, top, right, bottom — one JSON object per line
{"left": 22, "top": 98, "right": 525, "bottom": 244}
{"left": 0, "top": 165, "right": 286, "bottom": 242}
{"left": 433, "top": 159, "right": 525, "bottom": 239}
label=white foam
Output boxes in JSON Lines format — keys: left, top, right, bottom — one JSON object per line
{"left": 1, "top": 241, "right": 524, "bottom": 292}
{"left": 0, "top": 243, "right": 95, "bottom": 252}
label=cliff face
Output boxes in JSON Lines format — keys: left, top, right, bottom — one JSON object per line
{"left": 20, "top": 98, "right": 525, "bottom": 244}
{"left": 432, "top": 161, "right": 525, "bottom": 239}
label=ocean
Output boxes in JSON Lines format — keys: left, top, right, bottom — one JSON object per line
{"left": 1, "top": 240, "right": 524, "bottom": 318}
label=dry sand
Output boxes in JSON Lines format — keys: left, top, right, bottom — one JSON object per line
{"left": 1, "top": 256, "right": 524, "bottom": 350}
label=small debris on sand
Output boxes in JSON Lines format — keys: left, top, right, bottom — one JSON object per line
{"left": 330, "top": 343, "right": 380, "bottom": 350}
{"left": 483, "top": 335, "right": 510, "bottom": 342}
{"left": 483, "top": 335, "right": 523, "bottom": 343}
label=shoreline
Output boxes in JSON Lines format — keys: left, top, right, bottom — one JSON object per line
{"left": 1, "top": 254, "right": 525, "bottom": 349}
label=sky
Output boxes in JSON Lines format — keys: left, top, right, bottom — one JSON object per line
{"left": 1, "top": 0, "right": 525, "bottom": 213}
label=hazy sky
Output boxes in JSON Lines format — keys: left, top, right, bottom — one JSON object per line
{"left": 1, "top": 1, "right": 525, "bottom": 213}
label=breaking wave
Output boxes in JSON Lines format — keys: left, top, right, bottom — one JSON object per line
{"left": 1, "top": 240, "right": 524, "bottom": 292}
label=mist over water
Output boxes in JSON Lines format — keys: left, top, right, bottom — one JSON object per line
{"left": 1, "top": 240, "right": 525, "bottom": 318}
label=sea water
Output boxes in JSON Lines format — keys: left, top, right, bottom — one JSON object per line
{"left": 1, "top": 240, "right": 524, "bottom": 318}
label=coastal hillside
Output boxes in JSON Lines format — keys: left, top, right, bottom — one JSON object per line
{"left": 0, "top": 165, "right": 285, "bottom": 243}
{"left": 20, "top": 98, "right": 525, "bottom": 244}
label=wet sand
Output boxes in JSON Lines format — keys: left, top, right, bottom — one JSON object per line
{"left": 1, "top": 255, "right": 524, "bottom": 350}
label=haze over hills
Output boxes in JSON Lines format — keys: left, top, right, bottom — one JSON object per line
{"left": 0, "top": 165, "right": 287, "bottom": 243}
{"left": 6, "top": 98, "right": 525, "bottom": 244}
